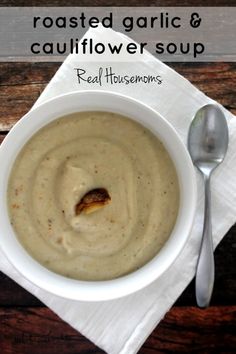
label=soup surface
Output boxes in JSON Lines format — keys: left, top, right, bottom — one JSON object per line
{"left": 8, "top": 112, "right": 179, "bottom": 280}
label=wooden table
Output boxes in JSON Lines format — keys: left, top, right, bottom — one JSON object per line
{"left": 0, "top": 1, "right": 236, "bottom": 353}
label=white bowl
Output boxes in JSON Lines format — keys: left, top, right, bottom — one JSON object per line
{"left": 0, "top": 91, "right": 197, "bottom": 301}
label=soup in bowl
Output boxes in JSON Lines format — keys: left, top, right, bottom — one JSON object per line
{"left": 0, "top": 91, "right": 196, "bottom": 301}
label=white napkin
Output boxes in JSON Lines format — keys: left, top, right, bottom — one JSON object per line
{"left": 1, "top": 26, "right": 236, "bottom": 354}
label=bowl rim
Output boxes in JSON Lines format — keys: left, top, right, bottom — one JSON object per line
{"left": 0, "top": 90, "right": 197, "bottom": 301}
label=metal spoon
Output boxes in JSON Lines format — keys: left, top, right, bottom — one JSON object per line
{"left": 188, "top": 104, "right": 229, "bottom": 308}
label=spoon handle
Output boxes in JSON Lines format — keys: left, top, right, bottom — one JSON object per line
{"left": 195, "top": 174, "right": 215, "bottom": 308}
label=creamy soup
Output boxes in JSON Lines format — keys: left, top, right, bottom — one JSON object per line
{"left": 8, "top": 112, "right": 179, "bottom": 280}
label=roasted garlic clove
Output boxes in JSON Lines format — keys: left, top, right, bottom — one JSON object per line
{"left": 75, "top": 188, "right": 111, "bottom": 215}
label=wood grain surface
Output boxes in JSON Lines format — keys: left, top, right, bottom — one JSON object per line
{"left": 0, "top": 307, "right": 235, "bottom": 354}
{"left": 1, "top": 62, "right": 235, "bottom": 131}
{"left": 1, "top": 0, "right": 236, "bottom": 7}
